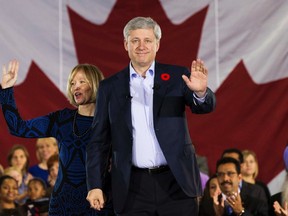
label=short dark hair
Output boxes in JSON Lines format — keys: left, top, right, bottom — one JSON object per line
{"left": 216, "top": 157, "right": 241, "bottom": 174}
{"left": 0, "top": 175, "right": 18, "bottom": 187}
{"left": 221, "top": 148, "right": 243, "bottom": 164}
{"left": 28, "top": 177, "right": 47, "bottom": 190}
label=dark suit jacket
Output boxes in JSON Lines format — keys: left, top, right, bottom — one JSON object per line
{"left": 86, "top": 62, "right": 216, "bottom": 213}
{"left": 199, "top": 181, "right": 269, "bottom": 216}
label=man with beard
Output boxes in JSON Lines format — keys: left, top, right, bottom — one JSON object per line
{"left": 199, "top": 157, "right": 268, "bottom": 216}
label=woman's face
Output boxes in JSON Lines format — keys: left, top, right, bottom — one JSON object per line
{"left": 242, "top": 154, "right": 257, "bottom": 177}
{"left": 0, "top": 178, "right": 18, "bottom": 203}
{"left": 37, "top": 139, "right": 58, "bottom": 162}
{"left": 70, "top": 70, "right": 93, "bottom": 106}
{"left": 11, "top": 149, "right": 27, "bottom": 171}
{"left": 209, "top": 177, "right": 221, "bottom": 198}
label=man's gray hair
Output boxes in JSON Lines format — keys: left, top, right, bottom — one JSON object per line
{"left": 123, "top": 17, "right": 162, "bottom": 41}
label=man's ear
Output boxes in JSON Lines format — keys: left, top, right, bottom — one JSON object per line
{"left": 156, "top": 41, "right": 160, "bottom": 52}
{"left": 124, "top": 40, "right": 128, "bottom": 51}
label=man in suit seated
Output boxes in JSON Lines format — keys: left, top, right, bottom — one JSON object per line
{"left": 199, "top": 157, "right": 268, "bottom": 216}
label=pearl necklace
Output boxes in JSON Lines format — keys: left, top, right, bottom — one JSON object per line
{"left": 72, "top": 110, "right": 92, "bottom": 138}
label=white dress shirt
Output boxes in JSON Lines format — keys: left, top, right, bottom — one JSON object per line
{"left": 129, "top": 61, "right": 206, "bottom": 168}
{"left": 130, "top": 61, "right": 167, "bottom": 168}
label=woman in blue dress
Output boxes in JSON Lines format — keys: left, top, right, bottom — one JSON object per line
{"left": 0, "top": 60, "right": 114, "bottom": 215}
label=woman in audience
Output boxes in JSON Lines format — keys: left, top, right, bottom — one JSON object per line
{"left": 242, "top": 149, "right": 271, "bottom": 203}
{"left": 29, "top": 137, "right": 58, "bottom": 186}
{"left": 0, "top": 60, "right": 114, "bottom": 215}
{"left": 199, "top": 174, "right": 221, "bottom": 216}
{"left": 7, "top": 144, "right": 33, "bottom": 204}
{"left": 0, "top": 175, "right": 25, "bottom": 215}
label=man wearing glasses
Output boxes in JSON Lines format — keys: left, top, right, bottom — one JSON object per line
{"left": 199, "top": 157, "right": 268, "bottom": 216}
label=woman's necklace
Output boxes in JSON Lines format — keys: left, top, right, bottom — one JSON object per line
{"left": 72, "top": 110, "right": 92, "bottom": 138}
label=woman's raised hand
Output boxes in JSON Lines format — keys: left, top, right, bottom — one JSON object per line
{"left": 1, "top": 60, "right": 19, "bottom": 89}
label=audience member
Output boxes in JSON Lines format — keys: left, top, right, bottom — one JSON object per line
{"left": 205, "top": 174, "right": 221, "bottom": 198}
{"left": 1, "top": 60, "right": 114, "bottom": 215}
{"left": 270, "top": 146, "right": 288, "bottom": 216}
{"left": 29, "top": 137, "right": 58, "bottom": 186}
{"left": 222, "top": 148, "right": 244, "bottom": 164}
{"left": 200, "top": 157, "right": 268, "bottom": 216}
{"left": 46, "top": 154, "right": 59, "bottom": 197}
{"left": 3, "top": 167, "right": 22, "bottom": 188}
{"left": 7, "top": 144, "right": 33, "bottom": 204}
{"left": 0, "top": 175, "right": 25, "bottom": 215}
{"left": 24, "top": 178, "right": 49, "bottom": 215}
{"left": 3, "top": 166, "right": 24, "bottom": 204}
{"left": 242, "top": 149, "right": 271, "bottom": 203}
{"left": 199, "top": 174, "right": 221, "bottom": 215}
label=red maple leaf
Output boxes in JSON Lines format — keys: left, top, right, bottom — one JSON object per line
{"left": 0, "top": 62, "right": 73, "bottom": 167}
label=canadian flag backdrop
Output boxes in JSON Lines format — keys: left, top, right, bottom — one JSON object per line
{"left": 0, "top": 0, "right": 287, "bottom": 194}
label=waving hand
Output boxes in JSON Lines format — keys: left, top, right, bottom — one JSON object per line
{"left": 182, "top": 58, "right": 208, "bottom": 98}
{"left": 1, "top": 60, "right": 19, "bottom": 89}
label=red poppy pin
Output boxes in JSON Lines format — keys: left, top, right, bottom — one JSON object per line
{"left": 161, "top": 73, "right": 170, "bottom": 81}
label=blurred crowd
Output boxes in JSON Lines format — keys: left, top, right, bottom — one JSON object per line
{"left": 0, "top": 137, "right": 58, "bottom": 215}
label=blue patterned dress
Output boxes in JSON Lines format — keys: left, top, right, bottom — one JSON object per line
{"left": 0, "top": 87, "right": 114, "bottom": 216}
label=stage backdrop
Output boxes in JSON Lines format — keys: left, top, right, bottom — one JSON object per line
{"left": 0, "top": 0, "right": 287, "bottom": 194}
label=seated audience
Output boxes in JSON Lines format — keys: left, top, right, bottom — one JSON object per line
{"left": 0, "top": 175, "right": 25, "bottom": 215}
{"left": 270, "top": 146, "right": 288, "bottom": 216}
{"left": 24, "top": 178, "right": 49, "bottom": 216}
{"left": 199, "top": 157, "right": 268, "bottom": 216}
{"left": 242, "top": 149, "right": 271, "bottom": 203}
{"left": 7, "top": 144, "right": 33, "bottom": 204}
{"left": 29, "top": 137, "right": 58, "bottom": 186}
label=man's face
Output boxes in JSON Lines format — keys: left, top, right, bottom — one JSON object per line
{"left": 124, "top": 28, "right": 160, "bottom": 72}
{"left": 217, "top": 163, "right": 241, "bottom": 195}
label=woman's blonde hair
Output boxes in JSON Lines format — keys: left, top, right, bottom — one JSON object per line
{"left": 66, "top": 64, "right": 104, "bottom": 107}
{"left": 242, "top": 149, "right": 259, "bottom": 179}
{"left": 35, "top": 137, "right": 58, "bottom": 161}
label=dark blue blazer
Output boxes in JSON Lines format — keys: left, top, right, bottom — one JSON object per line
{"left": 86, "top": 62, "right": 216, "bottom": 213}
